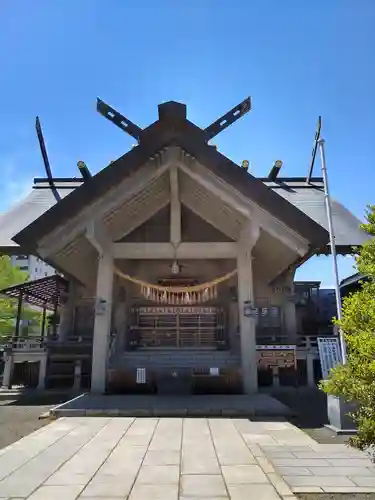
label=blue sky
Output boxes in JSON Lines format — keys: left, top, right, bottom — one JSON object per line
{"left": 0, "top": 0, "right": 374, "bottom": 286}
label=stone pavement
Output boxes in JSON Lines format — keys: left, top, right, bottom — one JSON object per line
{"left": 49, "top": 393, "right": 292, "bottom": 418}
{"left": 0, "top": 417, "right": 373, "bottom": 499}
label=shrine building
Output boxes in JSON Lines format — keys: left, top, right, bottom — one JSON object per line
{"left": 0, "top": 98, "right": 370, "bottom": 394}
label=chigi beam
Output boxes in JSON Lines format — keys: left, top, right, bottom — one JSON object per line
{"left": 97, "top": 98, "right": 143, "bottom": 141}
{"left": 204, "top": 97, "right": 251, "bottom": 142}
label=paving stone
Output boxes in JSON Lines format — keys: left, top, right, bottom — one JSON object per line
{"left": 180, "top": 475, "right": 227, "bottom": 497}
{"left": 272, "top": 458, "right": 330, "bottom": 467}
{"left": 293, "top": 452, "right": 342, "bottom": 459}
{"left": 180, "top": 497, "right": 229, "bottom": 500}
{"left": 80, "top": 479, "right": 134, "bottom": 497}
{"left": 45, "top": 471, "right": 92, "bottom": 486}
{"left": 277, "top": 466, "right": 312, "bottom": 476}
{"left": 256, "top": 456, "right": 275, "bottom": 474}
{"left": 242, "top": 434, "right": 277, "bottom": 445}
{"left": 221, "top": 465, "right": 268, "bottom": 484}
{"left": 262, "top": 450, "right": 296, "bottom": 459}
{"left": 311, "top": 443, "right": 364, "bottom": 454}
{"left": 349, "top": 475, "right": 375, "bottom": 487}
{"left": 136, "top": 465, "right": 179, "bottom": 485}
{"left": 182, "top": 457, "right": 221, "bottom": 474}
{"left": 257, "top": 422, "right": 292, "bottom": 432}
{"left": 309, "top": 466, "right": 375, "bottom": 476}
{"left": 28, "top": 485, "right": 85, "bottom": 499}
{"left": 78, "top": 498, "right": 124, "bottom": 500}
{"left": 0, "top": 477, "right": 46, "bottom": 497}
{"left": 267, "top": 473, "right": 293, "bottom": 496}
{"left": 226, "top": 483, "right": 281, "bottom": 500}
{"left": 327, "top": 457, "right": 375, "bottom": 467}
{"left": 128, "top": 483, "right": 178, "bottom": 500}
{"left": 245, "top": 443, "right": 265, "bottom": 457}
{"left": 291, "top": 486, "right": 323, "bottom": 493}
{"left": 143, "top": 450, "right": 180, "bottom": 465}
{"left": 322, "top": 486, "right": 375, "bottom": 492}
{"left": 216, "top": 450, "right": 257, "bottom": 466}
{"left": 283, "top": 475, "right": 356, "bottom": 487}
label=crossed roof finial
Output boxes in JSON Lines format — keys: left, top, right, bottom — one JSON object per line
{"left": 96, "top": 96, "right": 251, "bottom": 144}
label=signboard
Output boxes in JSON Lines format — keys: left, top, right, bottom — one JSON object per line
{"left": 256, "top": 345, "right": 296, "bottom": 369}
{"left": 95, "top": 298, "right": 107, "bottom": 315}
{"left": 243, "top": 301, "right": 256, "bottom": 318}
{"left": 138, "top": 307, "right": 216, "bottom": 315}
{"left": 136, "top": 368, "right": 146, "bottom": 384}
{"left": 317, "top": 337, "right": 342, "bottom": 379}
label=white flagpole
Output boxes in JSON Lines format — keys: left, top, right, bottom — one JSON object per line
{"left": 317, "top": 137, "right": 347, "bottom": 364}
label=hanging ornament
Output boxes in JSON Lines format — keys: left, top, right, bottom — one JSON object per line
{"left": 171, "top": 261, "right": 180, "bottom": 275}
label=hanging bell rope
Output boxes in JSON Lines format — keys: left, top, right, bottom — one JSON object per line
{"left": 113, "top": 266, "right": 237, "bottom": 305}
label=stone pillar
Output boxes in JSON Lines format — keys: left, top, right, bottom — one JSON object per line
{"left": 37, "top": 355, "right": 47, "bottom": 390}
{"left": 237, "top": 222, "right": 260, "bottom": 394}
{"left": 282, "top": 270, "right": 298, "bottom": 343}
{"left": 73, "top": 360, "right": 82, "bottom": 391}
{"left": 284, "top": 299, "right": 298, "bottom": 343}
{"left": 59, "top": 282, "right": 77, "bottom": 342}
{"left": 2, "top": 354, "right": 14, "bottom": 389}
{"left": 306, "top": 354, "right": 315, "bottom": 387}
{"left": 91, "top": 252, "right": 114, "bottom": 393}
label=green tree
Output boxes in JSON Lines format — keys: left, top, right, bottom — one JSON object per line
{"left": 321, "top": 205, "right": 375, "bottom": 451}
{"left": 0, "top": 255, "right": 41, "bottom": 342}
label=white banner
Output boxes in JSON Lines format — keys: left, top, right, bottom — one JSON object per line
{"left": 317, "top": 337, "right": 342, "bottom": 379}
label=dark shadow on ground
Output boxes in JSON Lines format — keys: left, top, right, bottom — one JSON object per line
{"left": 6, "top": 393, "right": 70, "bottom": 407}
{"left": 265, "top": 387, "right": 351, "bottom": 445}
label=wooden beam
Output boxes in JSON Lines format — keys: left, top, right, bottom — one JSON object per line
{"left": 179, "top": 156, "right": 310, "bottom": 256}
{"left": 38, "top": 158, "right": 171, "bottom": 259}
{"left": 86, "top": 220, "right": 113, "bottom": 256}
{"left": 170, "top": 167, "right": 181, "bottom": 246}
{"left": 108, "top": 196, "right": 169, "bottom": 242}
{"left": 178, "top": 162, "right": 252, "bottom": 219}
{"left": 113, "top": 242, "right": 238, "bottom": 259}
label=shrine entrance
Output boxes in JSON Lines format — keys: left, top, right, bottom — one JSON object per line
{"left": 129, "top": 306, "right": 226, "bottom": 349}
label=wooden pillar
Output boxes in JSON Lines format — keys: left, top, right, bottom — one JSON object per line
{"left": 40, "top": 306, "right": 47, "bottom": 338}
{"left": 37, "top": 355, "right": 47, "bottom": 390}
{"left": 52, "top": 295, "right": 58, "bottom": 339}
{"left": 237, "top": 222, "right": 260, "bottom": 394}
{"left": 91, "top": 252, "right": 114, "bottom": 393}
{"left": 14, "top": 292, "right": 23, "bottom": 339}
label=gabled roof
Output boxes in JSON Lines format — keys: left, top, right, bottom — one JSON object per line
{"left": 263, "top": 179, "right": 371, "bottom": 254}
{"left": 0, "top": 180, "right": 81, "bottom": 253}
{"left": 340, "top": 272, "right": 366, "bottom": 289}
{"left": 13, "top": 101, "right": 328, "bottom": 252}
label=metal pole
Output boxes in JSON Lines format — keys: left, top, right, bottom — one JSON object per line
{"left": 317, "top": 138, "right": 347, "bottom": 364}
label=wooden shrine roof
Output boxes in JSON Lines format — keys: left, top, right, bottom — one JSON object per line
{"left": 0, "top": 274, "right": 68, "bottom": 310}
{"left": 13, "top": 101, "right": 328, "bottom": 253}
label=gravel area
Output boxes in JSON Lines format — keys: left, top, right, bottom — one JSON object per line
{"left": 0, "top": 393, "right": 69, "bottom": 450}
